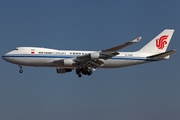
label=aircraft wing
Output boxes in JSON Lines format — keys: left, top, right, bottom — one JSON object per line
{"left": 75, "top": 54, "right": 104, "bottom": 68}
{"left": 53, "top": 37, "right": 141, "bottom": 68}
{"left": 102, "top": 37, "right": 142, "bottom": 52}
{"left": 51, "top": 55, "right": 104, "bottom": 69}
{"left": 98, "top": 36, "right": 142, "bottom": 59}
{"left": 70, "top": 37, "right": 141, "bottom": 68}
{"left": 81, "top": 59, "right": 104, "bottom": 68}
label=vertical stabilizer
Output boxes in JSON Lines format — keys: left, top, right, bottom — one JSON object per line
{"left": 138, "top": 29, "right": 174, "bottom": 53}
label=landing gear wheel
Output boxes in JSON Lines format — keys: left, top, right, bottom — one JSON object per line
{"left": 88, "top": 69, "right": 92, "bottom": 76}
{"left": 76, "top": 69, "right": 81, "bottom": 75}
{"left": 19, "top": 69, "right": 23, "bottom": 73}
{"left": 78, "top": 74, "right": 82, "bottom": 78}
{"left": 87, "top": 72, "right": 92, "bottom": 76}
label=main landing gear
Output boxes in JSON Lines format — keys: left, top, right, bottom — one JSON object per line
{"left": 19, "top": 66, "right": 23, "bottom": 73}
{"left": 76, "top": 68, "right": 93, "bottom": 78}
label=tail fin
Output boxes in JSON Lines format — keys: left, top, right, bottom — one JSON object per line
{"left": 138, "top": 29, "right": 174, "bottom": 53}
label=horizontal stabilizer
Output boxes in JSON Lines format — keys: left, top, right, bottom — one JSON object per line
{"left": 147, "top": 49, "right": 177, "bottom": 59}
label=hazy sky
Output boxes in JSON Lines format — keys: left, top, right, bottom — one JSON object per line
{"left": 0, "top": 0, "right": 180, "bottom": 120}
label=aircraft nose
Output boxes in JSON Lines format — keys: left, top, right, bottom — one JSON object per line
{"left": 2, "top": 54, "right": 6, "bottom": 60}
{"left": 2, "top": 54, "right": 9, "bottom": 61}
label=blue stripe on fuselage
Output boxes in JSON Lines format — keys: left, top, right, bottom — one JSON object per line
{"left": 2, "top": 54, "right": 159, "bottom": 61}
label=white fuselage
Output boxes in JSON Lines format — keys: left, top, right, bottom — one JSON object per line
{"left": 2, "top": 47, "right": 154, "bottom": 69}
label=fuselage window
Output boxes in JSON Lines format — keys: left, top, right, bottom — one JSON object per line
{"left": 14, "top": 48, "right": 18, "bottom": 50}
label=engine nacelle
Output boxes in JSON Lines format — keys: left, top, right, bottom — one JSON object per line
{"left": 62, "top": 59, "right": 76, "bottom": 66}
{"left": 56, "top": 68, "right": 72, "bottom": 74}
{"left": 90, "top": 52, "right": 100, "bottom": 60}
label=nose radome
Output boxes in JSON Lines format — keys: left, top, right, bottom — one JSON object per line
{"left": 2, "top": 54, "right": 9, "bottom": 61}
{"left": 2, "top": 54, "right": 7, "bottom": 61}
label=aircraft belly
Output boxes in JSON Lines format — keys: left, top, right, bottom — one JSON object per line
{"left": 102, "top": 60, "right": 144, "bottom": 68}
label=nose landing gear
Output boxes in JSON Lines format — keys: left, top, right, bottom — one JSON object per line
{"left": 19, "top": 66, "right": 23, "bottom": 73}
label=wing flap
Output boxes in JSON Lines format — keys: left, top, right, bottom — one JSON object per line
{"left": 82, "top": 59, "right": 104, "bottom": 68}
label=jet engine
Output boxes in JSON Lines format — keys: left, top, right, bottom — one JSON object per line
{"left": 56, "top": 68, "right": 72, "bottom": 74}
{"left": 90, "top": 52, "right": 100, "bottom": 60}
{"left": 62, "top": 59, "right": 76, "bottom": 66}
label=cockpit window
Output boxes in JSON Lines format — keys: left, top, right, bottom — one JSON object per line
{"left": 14, "top": 48, "right": 18, "bottom": 50}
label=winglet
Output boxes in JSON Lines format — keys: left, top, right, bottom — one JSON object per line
{"left": 132, "top": 37, "right": 142, "bottom": 42}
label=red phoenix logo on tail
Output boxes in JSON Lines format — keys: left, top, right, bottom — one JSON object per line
{"left": 156, "top": 35, "right": 168, "bottom": 49}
